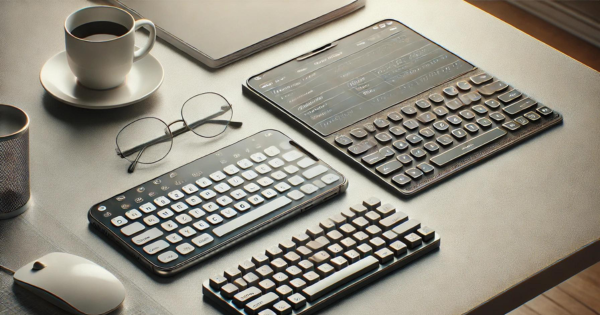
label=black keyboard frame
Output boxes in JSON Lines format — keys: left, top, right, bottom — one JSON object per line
{"left": 243, "top": 19, "right": 563, "bottom": 196}
{"left": 88, "top": 130, "right": 348, "bottom": 276}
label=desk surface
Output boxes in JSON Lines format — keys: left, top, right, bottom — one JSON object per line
{"left": 1, "top": 1, "right": 599, "bottom": 314}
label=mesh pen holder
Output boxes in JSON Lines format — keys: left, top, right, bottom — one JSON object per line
{"left": 0, "top": 104, "right": 31, "bottom": 219}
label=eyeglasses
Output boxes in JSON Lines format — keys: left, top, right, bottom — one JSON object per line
{"left": 116, "top": 92, "right": 242, "bottom": 173}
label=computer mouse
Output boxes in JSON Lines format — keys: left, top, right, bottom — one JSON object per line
{"left": 13, "top": 252, "right": 125, "bottom": 315}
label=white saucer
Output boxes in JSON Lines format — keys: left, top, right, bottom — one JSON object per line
{"left": 40, "top": 50, "right": 163, "bottom": 109}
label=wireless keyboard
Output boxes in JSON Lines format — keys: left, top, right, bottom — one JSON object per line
{"left": 327, "top": 72, "right": 563, "bottom": 195}
{"left": 244, "top": 19, "right": 564, "bottom": 195}
{"left": 203, "top": 197, "right": 440, "bottom": 315}
{"left": 88, "top": 130, "right": 347, "bottom": 276}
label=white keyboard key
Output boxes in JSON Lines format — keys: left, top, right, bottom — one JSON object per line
{"left": 244, "top": 183, "right": 260, "bottom": 193}
{"left": 196, "top": 177, "right": 212, "bottom": 188}
{"left": 175, "top": 214, "right": 193, "bottom": 224}
{"left": 182, "top": 184, "right": 199, "bottom": 194}
{"left": 202, "top": 202, "right": 219, "bottom": 213}
{"left": 230, "top": 189, "right": 247, "bottom": 200}
{"left": 228, "top": 176, "right": 244, "bottom": 187}
{"left": 200, "top": 189, "right": 217, "bottom": 200}
{"left": 274, "top": 182, "right": 291, "bottom": 193}
{"left": 313, "top": 180, "right": 326, "bottom": 189}
{"left": 217, "top": 195, "right": 233, "bottom": 206}
{"left": 264, "top": 146, "right": 281, "bottom": 157}
{"left": 297, "top": 157, "right": 316, "bottom": 168}
{"left": 176, "top": 242, "right": 195, "bottom": 255}
{"left": 188, "top": 208, "right": 205, "bottom": 219}
{"left": 271, "top": 170, "right": 287, "bottom": 181}
{"left": 255, "top": 164, "right": 272, "bottom": 174}
{"left": 158, "top": 251, "right": 179, "bottom": 263}
{"left": 287, "top": 190, "right": 305, "bottom": 201}
{"left": 210, "top": 171, "right": 227, "bottom": 182}
{"left": 111, "top": 216, "right": 128, "bottom": 227}
{"left": 166, "top": 233, "right": 183, "bottom": 244}
{"left": 237, "top": 159, "right": 254, "bottom": 169}
{"left": 248, "top": 195, "right": 265, "bottom": 205}
{"left": 322, "top": 174, "right": 340, "bottom": 185}
{"left": 207, "top": 214, "right": 224, "bottom": 225}
{"left": 192, "top": 234, "right": 214, "bottom": 248}
{"left": 221, "top": 208, "right": 238, "bottom": 219}
{"left": 288, "top": 175, "right": 305, "bottom": 186}
{"left": 268, "top": 158, "right": 285, "bottom": 169}
{"left": 154, "top": 196, "right": 170, "bottom": 207}
{"left": 144, "top": 215, "right": 160, "bottom": 226}
{"left": 161, "top": 220, "right": 178, "bottom": 232}
{"left": 171, "top": 202, "right": 189, "bottom": 213}
{"left": 223, "top": 164, "right": 240, "bottom": 175}
{"left": 251, "top": 152, "right": 267, "bottom": 163}
{"left": 157, "top": 209, "right": 174, "bottom": 219}
{"left": 121, "top": 222, "right": 145, "bottom": 236}
{"left": 302, "top": 165, "right": 328, "bottom": 179}
{"left": 132, "top": 228, "right": 163, "bottom": 245}
{"left": 284, "top": 165, "right": 299, "bottom": 174}
{"left": 186, "top": 195, "right": 202, "bottom": 206}
{"left": 212, "top": 197, "right": 292, "bottom": 238}
{"left": 179, "top": 226, "right": 197, "bottom": 238}
{"left": 234, "top": 201, "right": 251, "bottom": 212}
{"left": 139, "top": 202, "right": 157, "bottom": 213}
{"left": 300, "top": 184, "right": 318, "bottom": 195}
{"left": 257, "top": 177, "right": 274, "bottom": 187}
{"left": 193, "top": 220, "right": 210, "bottom": 231}
{"left": 144, "top": 240, "right": 169, "bottom": 255}
{"left": 214, "top": 183, "right": 231, "bottom": 193}
{"left": 168, "top": 190, "right": 185, "bottom": 200}
{"left": 242, "top": 170, "right": 258, "bottom": 180}
{"left": 125, "top": 209, "right": 142, "bottom": 220}
{"left": 262, "top": 189, "right": 277, "bottom": 199}
{"left": 282, "top": 150, "right": 303, "bottom": 162}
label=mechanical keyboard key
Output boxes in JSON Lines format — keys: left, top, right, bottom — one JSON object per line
{"left": 302, "top": 256, "right": 379, "bottom": 302}
{"left": 392, "top": 219, "right": 422, "bottom": 238}
{"left": 245, "top": 292, "right": 279, "bottom": 315}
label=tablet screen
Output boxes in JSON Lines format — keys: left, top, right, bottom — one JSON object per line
{"left": 248, "top": 20, "right": 475, "bottom": 136}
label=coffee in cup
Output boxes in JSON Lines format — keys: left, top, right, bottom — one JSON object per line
{"left": 64, "top": 6, "right": 156, "bottom": 90}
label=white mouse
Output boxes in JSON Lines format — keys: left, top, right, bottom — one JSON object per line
{"left": 13, "top": 252, "right": 125, "bottom": 315}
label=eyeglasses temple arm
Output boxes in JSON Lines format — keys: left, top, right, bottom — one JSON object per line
{"left": 127, "top": 146, "right": 147, "bottom": 173}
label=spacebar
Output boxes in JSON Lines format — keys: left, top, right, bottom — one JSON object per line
{"left": 430, "top": 127, "right": 507, "bottom": 167}
{"left": 302, "top": 256, "right": 379, "bottom": 302}
{"left": 212, "top": 197, "right": 292, "bottom": 237}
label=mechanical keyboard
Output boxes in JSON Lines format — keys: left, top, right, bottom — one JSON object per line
{"left": 203, "top": 197, "right": 440, "bottom": 315}
{"left": 88, "top": 130, "right": 347, "bottom": 276}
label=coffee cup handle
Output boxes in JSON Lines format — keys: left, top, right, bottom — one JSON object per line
{"left": 133, "top": 19, "right": 156, "bottom": 62}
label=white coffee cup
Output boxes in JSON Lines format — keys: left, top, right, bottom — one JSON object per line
{"left": 64, "top": 6, "right": 156, "bottom": 90}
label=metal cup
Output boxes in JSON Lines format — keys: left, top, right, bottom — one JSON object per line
{"left": 0, "top": 104, "right": 31, "bottom": 219}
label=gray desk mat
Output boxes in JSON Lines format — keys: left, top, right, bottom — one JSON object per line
{"left": 0, "top": 207, "right": 170, "bottom": 315}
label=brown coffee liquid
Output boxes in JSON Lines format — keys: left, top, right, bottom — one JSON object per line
{"left": 71, "top": 21, "right": 129, "bottom": 41}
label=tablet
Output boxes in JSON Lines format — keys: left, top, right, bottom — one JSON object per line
{"left": 246, "top": 20, "right": 475, "bottom": 136}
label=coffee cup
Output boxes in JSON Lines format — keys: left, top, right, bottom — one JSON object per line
{"left": 64, "top": 6, "right": 156, "bottom": 90}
